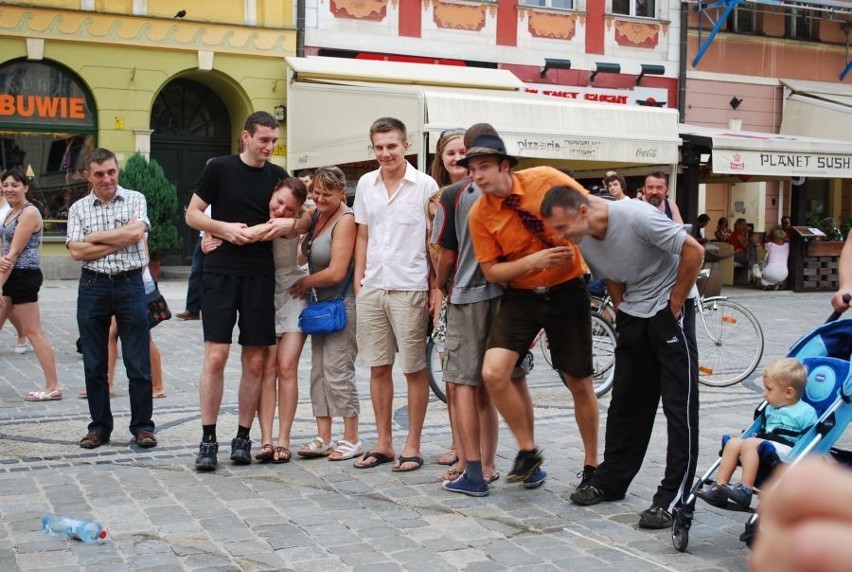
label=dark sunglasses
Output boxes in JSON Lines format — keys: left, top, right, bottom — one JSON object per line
{"left": 439, "top": 128, "right": 465, "bottom": 139}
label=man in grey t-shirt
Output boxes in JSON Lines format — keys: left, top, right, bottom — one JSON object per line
{"left": 541, "top": 185, "right": 704, "bottom": 530}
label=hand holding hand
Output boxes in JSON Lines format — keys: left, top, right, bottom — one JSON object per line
{"left": 201, "top": 234, "right": 223, "bottom": 254}
{"left": 220, "top": 222, "right": 252, "bottom": 245}
{"left": 288, "top": 277, "right": 309, "bottom": 299}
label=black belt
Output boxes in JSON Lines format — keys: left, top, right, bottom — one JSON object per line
{"left": 82, "top": 268, "right": 142, "bottom": 280}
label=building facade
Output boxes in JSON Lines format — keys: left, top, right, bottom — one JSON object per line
{"left": 0, "top": 0, "right": 296, "bottom": 272}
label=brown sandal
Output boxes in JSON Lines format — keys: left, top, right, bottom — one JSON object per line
{"left": 272, "top": 446, "right": 291, "bottom": 464}
{"left": 255, "top": 443, "right": 274, "bottom": 462}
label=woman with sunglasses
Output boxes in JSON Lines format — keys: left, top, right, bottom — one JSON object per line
{"left": 204, "top": 177, "right": 310, "bottom": 463}
{"left": 0, "top": 169, "right": 62, "bottom": 401}
{"left": 289, "top": 166, "right": 361, "bottom": 461}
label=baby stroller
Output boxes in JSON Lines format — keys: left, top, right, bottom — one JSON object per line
{"left": 670, "top": 316, "right": 852, "bottom": 552}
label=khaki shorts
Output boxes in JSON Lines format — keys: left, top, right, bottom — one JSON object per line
{"left": 444, "top": 297, "right": 533, "bottom": 386}
{"left": 356, "top": 287, "right": 428, "bottom": 373}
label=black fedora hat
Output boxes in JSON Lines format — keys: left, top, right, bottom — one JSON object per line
{"left": 457, "top": 133, "right": 518, "bottom": 168}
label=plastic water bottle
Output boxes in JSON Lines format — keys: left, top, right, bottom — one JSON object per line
{"left": 41, "top": 515, "right": 107, "bottom": 543}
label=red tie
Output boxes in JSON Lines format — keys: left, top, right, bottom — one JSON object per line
{"left": 503, "top": 194, "right": 546, "bottom": 235}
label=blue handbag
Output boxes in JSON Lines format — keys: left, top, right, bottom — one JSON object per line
{"left": 298, "top": 273, "right": 352, "bottom": 335}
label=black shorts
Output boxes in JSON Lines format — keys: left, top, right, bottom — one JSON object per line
{"left": 201, "top": 272, "right": 276, "bottom": 346}
{"left": 2, "top": 268, "right": 43, "bottom": 304}
{"left": 487, "top": 277, "right": 593, "bottom": 379}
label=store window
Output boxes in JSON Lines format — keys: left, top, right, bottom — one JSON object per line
{"left": 0, "top": 60, "right": 96, "bottom": 236}
{"left": 521, "top": 0, "right": 575, "bottom": 10}
{"left": 612, "top": 0, "right": 655, "bottom": 18}
{"left": 728, "top": 1, "right": 757, "bottom": 34}
{"left": 787, "top": 3, "right": 817, "bottom": 40}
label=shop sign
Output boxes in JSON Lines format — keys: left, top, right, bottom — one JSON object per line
{"left": 713, "top": 149, "right": 852, "bottom": 178}
{"left": 523, "top": 83, "right": 669, "bottom": 108}
{"left": 0, "top": 61, "right": 95, "bottom": 129}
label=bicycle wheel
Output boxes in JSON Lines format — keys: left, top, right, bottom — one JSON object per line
{"left": 590, "top": 295, "right": 616, "bottom": 324}
{"left": 536, "top": 329, "right": 554, "bottom": 368}
{"left": 695, "top": 297, "right": 764, "bottom": 387}
{"left": 426, "top": 338, "right": 447, "bottom": 403}
{"left": 590, "top": 314, "right": 617, "bottom": 397}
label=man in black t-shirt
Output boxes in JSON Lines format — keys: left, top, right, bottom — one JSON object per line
{"left": 185, "top": 111, "right": 293, "bottom": 471}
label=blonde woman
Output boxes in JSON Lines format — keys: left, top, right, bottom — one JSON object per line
{"left": 290, "top": 166, "right": 361, "bottom": 461}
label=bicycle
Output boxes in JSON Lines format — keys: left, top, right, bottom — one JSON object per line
{"left": 591, "top": 270, "right": 764, "bottom": 387}
{"left": 427, "top": 313, "right": 617, "bottom": 403}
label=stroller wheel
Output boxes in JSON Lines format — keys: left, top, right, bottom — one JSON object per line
{"left": 672, "top": 511, "right": 692, "bottom": 552}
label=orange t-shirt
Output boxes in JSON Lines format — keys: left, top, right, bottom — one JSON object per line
{"left": 468, "top": 166, "right": 587, "bottom": 290}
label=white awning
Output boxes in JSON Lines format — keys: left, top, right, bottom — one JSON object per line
{"left": 779, "top": 79, "right": 852, "bottom": 143}
{"left": 285, "top": 56, "right": 681, "bottom": 171}
{"left": 680, "top": 124, "right": 852, "bottom": 178}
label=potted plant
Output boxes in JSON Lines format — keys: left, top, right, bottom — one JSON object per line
{"left": 119, "top": 153, "right": 181, "bottom": 277}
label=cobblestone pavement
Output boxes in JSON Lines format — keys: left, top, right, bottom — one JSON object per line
{"left": 0, "top": 280, "right": 845, "bottom": 571}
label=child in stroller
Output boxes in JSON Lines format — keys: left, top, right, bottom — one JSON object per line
{"left": 695, "top": 358, "right": 817, "bottom": 509}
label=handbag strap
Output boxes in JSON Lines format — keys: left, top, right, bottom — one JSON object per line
{"left": 306, "top": 210, "right": 353, "bottom": 302}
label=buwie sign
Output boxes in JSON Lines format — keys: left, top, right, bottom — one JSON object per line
{"left": 0, "top": 61, "right": 95, "bottom": 129}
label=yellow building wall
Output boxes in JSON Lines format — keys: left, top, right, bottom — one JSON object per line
{"left": 6, "top": 0, "right": 293, "bottom": 27}
{"left": 0, "top": 3, "right": 296, "bottom": 162}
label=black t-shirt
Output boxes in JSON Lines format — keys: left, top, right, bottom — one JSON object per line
{"left": 195, "top": 154, "right": 288, "bottom": 275}
{"left": 435, "top": 179, "right": 472, "bottom": 252}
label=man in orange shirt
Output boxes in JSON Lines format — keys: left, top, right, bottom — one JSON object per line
{"left": 463, "top": 133, "right": 599, "bottom": 484}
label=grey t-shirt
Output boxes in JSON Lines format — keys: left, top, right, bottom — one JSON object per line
{"left": 578, "top": 199, "right": 687, "bottom": 318}
{"left": 431, "top": 180, "right": 503, "bottom": 304}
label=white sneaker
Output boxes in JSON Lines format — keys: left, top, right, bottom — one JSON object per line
{"left": 13, "top": 343, "right": 29, "bottom": 354}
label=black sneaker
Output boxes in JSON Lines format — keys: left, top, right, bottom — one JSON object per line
{"left": 230, "top": 436, "right": 252, "bottom": 465}
{"left": 577, "top": 465, "right": 597, "bottom": 488}
{"left": 195, "top": 441, "right": 219, "bottom": 472}
{"left": 569, "top": 483, "right": 625, "bottom": 506}
{"left": 638, "top": 504, "right": 673, "bottom": 529}
{"left": 507, "top": 448, "right": 544, "bottom": 483}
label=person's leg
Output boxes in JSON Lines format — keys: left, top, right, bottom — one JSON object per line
{"left": 482, "top": 348, "right": 532, "bottom": 448}
{"left": 275, "top": 331, "right": 307, "bottom": 453}
{"left": 200, "top": 342, "right": 230, "bottom": 425}
{"left": 582, "top": 312, "right": 660, "bottom": 497}
{"left": 739, "top": 438, "right": 763, "bottom": 488}
{"left": 257, "top": 345, "right": 278, "bottom": 452}
{"left": 106, "top": 317, "right": 118, "bottom": 395}
{"left": 477, "top": 386, "right": 499, "bottom": 479}
{"left": 77, "top": 276, "right": 113, "bottom": 440}
{"left": 15, "top": 302, "right": 60, "bottom": 393}
{"left": 113, "top": 274, "right": 154, "bottom": 438}
{"left": 716, "top": 438, "right": 744, "bottom": 485}
{"left": 9, "top": 311, "right": 27, "bottom": 349}
{"left": 652, "top": 300, "right": 700, "bottom": 512}
{"left": 184, "top": 238, "right": 204, "bottom": 314}
{"left": 453, "top": 383, "right": 481, "bottom": 472}
{"left": 150, "top": 336, "right": 164, "bottom": 397}
{"left": 354, "top": 287, "right": 397, "bottom": 466}
{"left": 547, "top": 279, "right": 599, "bottom": 469}
{"left": 322, "top": 295, "right": 361, "bottom": 461}
{"left": 237, "top": 345, "right": 267, "bottom": 429}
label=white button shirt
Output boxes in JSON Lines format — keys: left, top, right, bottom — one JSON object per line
{"left": 354, "top": 162, "right": 438, "bottom": 291}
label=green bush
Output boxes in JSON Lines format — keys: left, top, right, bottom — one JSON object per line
{"left": 118, "top": 153, "right": 182, "bottom": 260}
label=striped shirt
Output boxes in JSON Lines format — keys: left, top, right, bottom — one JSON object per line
{"left": 66, "top": 186, "right": 150, "bottom": 274}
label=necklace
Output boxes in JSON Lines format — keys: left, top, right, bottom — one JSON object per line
{"left": 312, "top": 202, "right": 342, "bottom": 239}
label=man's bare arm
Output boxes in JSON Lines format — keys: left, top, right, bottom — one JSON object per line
{"left": 605, "top": 279, "right": 626, "bottom": 310}
{"left": 831, "top": 234, "right": 852, "bottom": 312}
{"left": 353, "top": 224, "right": 368, "bottom": 295}
{"left": 84, "top": 220, "right": 146, "bottom": 247}
{"left": 68, "top": 241, "right": 123, "bottom": 261}
{"left": 434, "top": 248, "right": 457, "bottom": 295}
{"left": 186, "top": 194, "right": 253, "bottom": 245}
{"left": 670, "top": 235, "right": 705, "bottom": 317}
{"left": 479, "top": 247, "right": 574, "bottom": 285}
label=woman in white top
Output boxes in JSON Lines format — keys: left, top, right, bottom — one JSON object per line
{"left": 754, "top": 226, "right": 790, "bottom": 288}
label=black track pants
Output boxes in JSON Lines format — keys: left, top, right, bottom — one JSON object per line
{"left": 591, "top": 299, "right": 700, "bottom": 511}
